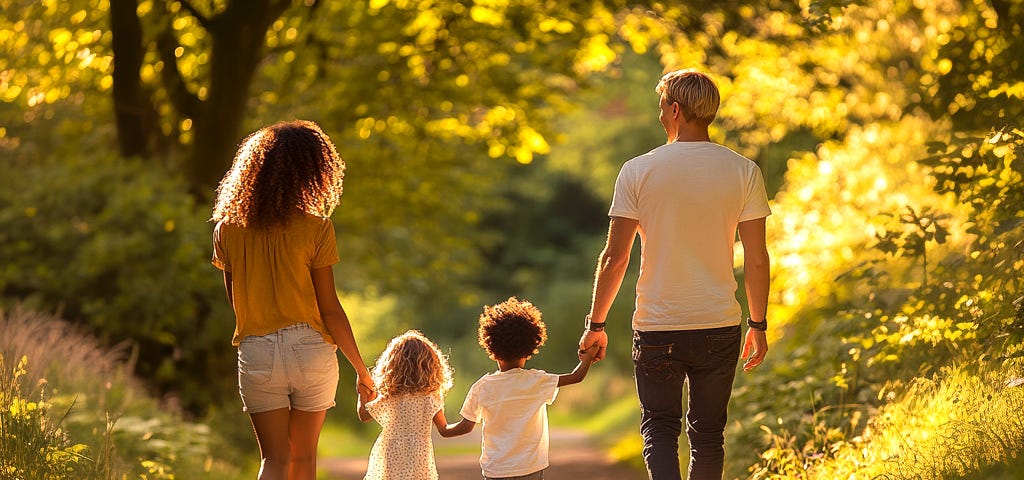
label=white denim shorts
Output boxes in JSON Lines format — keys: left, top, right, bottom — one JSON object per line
{"left": 237, "top": 323, "right": 339, "bottom": 413}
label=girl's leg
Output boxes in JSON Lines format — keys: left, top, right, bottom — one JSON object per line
{"left": 249, "top": 408, "right": 291, "bottom": 480}
{"left": 288, "top": 409, "right": 328, "bottom": 480}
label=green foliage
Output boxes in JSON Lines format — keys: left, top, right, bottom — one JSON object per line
{"left": 0, "top": 153, "right": 235, "bottom": 412}
{"left": 0, "top": 308, "right": 253, "bottom": 479}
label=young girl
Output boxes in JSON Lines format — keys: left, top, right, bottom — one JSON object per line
{"left": 210, "top": 120, "right": 374, "bottom": 480}
{"left": 359, "top": 330, "right": 454, "bottom": 480}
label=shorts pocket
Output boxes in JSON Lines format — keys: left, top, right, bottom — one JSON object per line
{"left": 238, "top": 337, "right": 275, "bottom": 385}
{"left": 633, "top": 338, "right": 676, "bottom": 384}
{"left": 293, "top": 341, "right": 337, "bottom": 374}
{"left": 706, "top": 331, "right": 741, "bottom": 363}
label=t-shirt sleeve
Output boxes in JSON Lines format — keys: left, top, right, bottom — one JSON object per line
{"left": 540, "top": 372, "right": 560, "bottom": 405}
{"left": 211, "top": 222, "right": 229, "bottom": 271}
{"left": 738, "top": 164, "right": 772, "bottom": 222}
{"left": 311, "top": 219, "right": 340, "bottom": 269}
{"left": 459, "top": 378, "right": 483, "bottom": 423}
{"left": 608, "top": 161, "right": 640, "bottom": 220}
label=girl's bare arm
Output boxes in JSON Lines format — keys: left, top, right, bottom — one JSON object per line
{"left": 433, "top": 410, "right": 476, "bottom": 438}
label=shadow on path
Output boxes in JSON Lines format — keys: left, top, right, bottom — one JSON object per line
{"left": 320, "top": 427, "right": 647, "bottom": 480}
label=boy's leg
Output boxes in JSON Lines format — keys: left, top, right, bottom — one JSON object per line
{"left": 633, "top": 331, "right": 687, "bottom": 480}
{"left": 684, "top": 327, "right": 741, "bottom": 480}
{"left": 288, "top": 409, "right": 327, "bottom": 480}
{"left": 249, "top": 408, "right": 291, "bottom": 480}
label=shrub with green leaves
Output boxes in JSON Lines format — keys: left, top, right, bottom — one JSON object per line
{"left": 0, "top": 153, "right": 234, "bottom": 412}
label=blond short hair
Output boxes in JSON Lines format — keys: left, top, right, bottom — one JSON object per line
{"left": 655, "top": 69, "right": 720, "bottom": 125}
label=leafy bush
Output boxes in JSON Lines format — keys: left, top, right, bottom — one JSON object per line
{"left": 0, "top": 153, "right": 235, "bottom": 412}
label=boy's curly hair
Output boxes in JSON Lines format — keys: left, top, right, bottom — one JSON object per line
{"left": 478, "top": 297, "right": 547, "bottom": 362}
{"left": 372, "top": 330, "right": 454, "bottom": 398}
{"left": 211, "top": 120, "right": 345, "bottom": 229}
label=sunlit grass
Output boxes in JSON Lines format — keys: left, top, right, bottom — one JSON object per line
{"left": 0, "top": 307, "right": 252, "bottom": 479}
{"left": 751, "top": 358, "right": 1024, "bottom": 479}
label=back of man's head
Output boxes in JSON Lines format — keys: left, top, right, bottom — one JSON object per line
{"left": 655, "top": 69, "right": 720, "bottom": 125}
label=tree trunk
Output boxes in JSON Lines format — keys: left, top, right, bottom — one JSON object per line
{"left": 186, "top": 0, "right": 292, "bottom": 190}
{"left": 109, "top": 0, "right": 155, "bottom": 158}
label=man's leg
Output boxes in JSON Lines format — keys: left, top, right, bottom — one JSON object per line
{"left": 684, "top": 327, "right": 741, "bottom": 480}
{"left": 634, "top": 331, "right": 687, "bottom": 480}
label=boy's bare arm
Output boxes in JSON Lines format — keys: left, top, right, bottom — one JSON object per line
{"left": 557, "top": 345, "right": 599, "bottom": 387}
{"left": 433, "top": 410, "right": 476, "bottom": 438}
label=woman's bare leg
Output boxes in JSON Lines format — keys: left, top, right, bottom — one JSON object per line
{"left": 288, "top": 409, "right": 328, "bottom": 480}
{"left": 249, "top": 408, "right": 291, "bottom": 480}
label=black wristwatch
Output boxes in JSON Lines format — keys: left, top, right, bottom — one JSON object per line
{"left": 585, "top": 315, "right": 606, "bottom": 332}
{"left": 746, "top": 317, "right": 767, "bottom": 331}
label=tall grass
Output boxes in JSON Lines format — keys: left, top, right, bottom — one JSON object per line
{"left": 0, "top": 307, "right": 251, "bottom": 479}
{"left": 750, "top": 358, "right": 1024, "bottom": 479}
{"left": 0, "top": 354, "right": 95, "bottom": 478}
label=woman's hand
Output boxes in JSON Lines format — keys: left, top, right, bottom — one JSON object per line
{"left": 356, "top": 372, "right": 376, "bottom": 400}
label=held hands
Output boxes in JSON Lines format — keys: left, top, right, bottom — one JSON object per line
{"left": 578, "top": 344, "right": 599, "bottom": 365}
{"left": 356, "top": 372, "right": 377, "bottom": 402}
{"left": 578, "top": 329, "right": 608, "bottom": 363}
{"left": 355, "top": 373, "right": 376, "bottom": 423}
{"left": 741, "top": 328, "right": 768, "bottom": 371}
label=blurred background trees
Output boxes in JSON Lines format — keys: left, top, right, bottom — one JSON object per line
{"left": 1, "top": 0, "right": 1021, "bottom": 478}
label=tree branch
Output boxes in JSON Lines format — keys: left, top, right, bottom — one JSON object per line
{"left": 176, "top": 0, "right": 214, "bottom": 30}
{"left": 156, "top": 28, "right": 202, "bottom": 118}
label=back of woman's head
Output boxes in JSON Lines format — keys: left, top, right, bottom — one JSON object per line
{"left": 372, "top": 330, "right": 453, "bottom": 398}
{"left": 211, "top": 120, "right": 345, "bottom": 229}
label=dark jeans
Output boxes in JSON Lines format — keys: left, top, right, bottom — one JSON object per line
{"left": 632, "top": 326, "right": 742, "bottom": 480}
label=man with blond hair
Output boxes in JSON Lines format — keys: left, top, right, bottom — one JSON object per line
{"left": 579, "top": 68, "right": 771, "bottom": 480}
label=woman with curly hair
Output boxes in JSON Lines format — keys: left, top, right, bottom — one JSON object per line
{"left": 434, "top": 297, "right": 599, "bottom": 480}
{"left": 210, "top": 120, "right": 373, "bottom": 480}
{"left": 357, "top": 330, "right": 454, "bottom": 480}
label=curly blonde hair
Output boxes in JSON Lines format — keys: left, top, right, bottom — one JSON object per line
{"left": 372, "top": 330, "right": 454, "bottom": 398}
{"left": 211, "top": 120, "right": 345, "bottom": 229}
{"left": 478, "top": 297, "right": 547, "bottom": 362}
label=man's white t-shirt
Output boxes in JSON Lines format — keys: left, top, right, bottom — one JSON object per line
{"left": 609, "top": 141, "right": 772, "bottom": 331}
{"left": 459, "top": 368, "right": 560, "bottom": 477}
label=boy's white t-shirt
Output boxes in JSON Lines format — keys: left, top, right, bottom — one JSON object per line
{"left": 609, "top": 141, "right": 772, "bottom": 331}
{"left": 459, "top": 368, "right": 560, "bottom": 477}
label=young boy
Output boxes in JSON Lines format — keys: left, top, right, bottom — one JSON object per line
{"left": 436, "top": 296, "right": 599, "bottom": 480}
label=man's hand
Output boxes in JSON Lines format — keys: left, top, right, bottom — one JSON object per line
{"left": 578, "top": 344, "right": 599, "bottom": 364}
{"left": 579, "top": 329, "right": 608, "bottom": 362}
{"left": 741, "top": 328, "right": 768, "bottom": 371}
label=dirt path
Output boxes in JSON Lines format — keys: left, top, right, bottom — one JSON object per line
{"left": 320, "top": 427, "right": 647, "bottom": 480}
